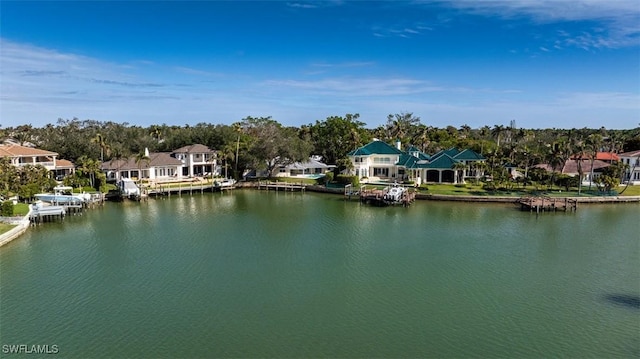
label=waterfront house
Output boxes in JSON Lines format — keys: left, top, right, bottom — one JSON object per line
{"left": 347, "top": 140, "right": 486, "bottom": 185}
{"left": 0, "top": 144, "right": 75, "bottom": 179}
{"left": 274, "top": 156, "right": 335, "bottom": 178}
{"left": 172, "top": 144, "right": 217, "bottom": 177}
{"left": 533, "top": 159, "right": 611, "bottom": 184}
{"left": 102, "top": 152, "right": 183, "bottom": 182}
{"left": 619, "top": 150, "right": 640, "bottom": 185}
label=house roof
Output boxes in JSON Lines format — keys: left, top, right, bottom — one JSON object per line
{"left": 534, "top": 159, "right": 610, "bottom": 174}
{"left": 173, "top": 144, "right": 215, "bottom": 154}
{"left": 596, "top": 152, "right": 620, "bottom": 161}
{"left": 618, "top": 150, "right": 640, "bottom": 158}
{"left": 454, "top": 149, "right": 485, "bottom": 161}
{"left": 347, "top": 140, "right": 404, "bottom": 156}
{"left": 424, "top": 153, "right": 460, "bottom": 169}
{"left": 431, "top": 147, "right": 460, "bottom": 161}
{"left": 55, "top": 159, "right": 75, "bottom": 169}
{"left": 571, "top": 152, "right": 620, "bottom": 161}
{"left": 286, "top": 157, "right": 335, "bottom": 170}
{"left": 0, "top": 144, "right": 58, "bottom": 157}
{"left": 102, "top": 152, "right": 182, "bottom": 171}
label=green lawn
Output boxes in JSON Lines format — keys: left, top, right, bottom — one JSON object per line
{"left": 14, "top": 203, "right": 30, "bottom": 216}
{"left": 0, "top": 223, "right": 16, "bottom": 235}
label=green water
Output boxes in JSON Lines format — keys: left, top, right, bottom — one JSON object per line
{"left": 1, "top": 191, "right": 638, "bottom": 358}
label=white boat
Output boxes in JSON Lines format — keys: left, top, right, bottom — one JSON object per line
{"left": 214, "top": 178, "right": 236, "bottom": 189}
{"left": 34, "top": 186, "right": 85, "bottom": 205}
{"left": 118, "top": 178, "right": 141, "bottom": 198}
{"left": 383, "top": 185, "right": 407, "bottom": 203}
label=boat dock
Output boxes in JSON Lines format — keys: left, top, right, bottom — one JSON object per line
{"left": 517, "top": 196, "right": 578, "bottom": 213}
{"left": 257, "top": 181, "right": 306, "bottom": 192}
{"left": 147, "top": 180, "right": 235, "bottom": 197}
{"left": 358, "top": 185, "right": 416, "bottom": 207}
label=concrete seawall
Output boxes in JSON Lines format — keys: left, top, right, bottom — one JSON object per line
{"left": 0, "top": 212, "right": 31, "bottom": 247}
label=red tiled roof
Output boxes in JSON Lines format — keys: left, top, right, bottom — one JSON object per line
{"left": 596, "top": 152, "right": 620, "bottom": 161}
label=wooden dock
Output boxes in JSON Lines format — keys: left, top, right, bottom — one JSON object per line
{"left": 257, "top": 181, "right": 306, "bottom": 192}
{"left": 517, "top": 196, "right": 577, "bottom": 213}
{"left": 147, "top": 181, "right": 234, "bottom": 197}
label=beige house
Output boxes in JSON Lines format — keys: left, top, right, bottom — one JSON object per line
{"left": 0, "top": 144, "right": 75, "bottom": 179}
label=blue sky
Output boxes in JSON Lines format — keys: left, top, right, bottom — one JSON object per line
{"left": 1, "top": 1, "right": 639, "bottom": 129}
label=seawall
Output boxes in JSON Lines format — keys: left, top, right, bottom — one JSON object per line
{"left": 0, "top": 210, "right": 31, "bottom": 247}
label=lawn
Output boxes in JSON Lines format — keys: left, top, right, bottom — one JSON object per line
{"left": 0, "top": 223, "right": 16, "bottom": 235}
{"left": 14, "top": 203, "right": 30, "bottom": 216}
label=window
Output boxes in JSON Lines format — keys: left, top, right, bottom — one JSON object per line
{"left": 373, "top": 168, "right": 389, "bottom": 177}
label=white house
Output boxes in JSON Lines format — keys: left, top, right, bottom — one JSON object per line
{"left": 347, "top": 140, "right": 486, "bottom": 184}
{"left": 619, "top": 149, "right": 640, "bottom": 185}
{"left": 102, "top": 152, "right": 183, "bottom": 182}
{"left": 274, "top": 157, "right": 335, "bottom": 178}
{"left": 172, "top": 144, "right": 217, "bottom": 177}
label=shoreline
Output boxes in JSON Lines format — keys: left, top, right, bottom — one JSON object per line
{"left": 0, "top": 210, "right": 31, "bottom": 247}
{"left": 302, "top": 184, "right": 640, "bottom": 204}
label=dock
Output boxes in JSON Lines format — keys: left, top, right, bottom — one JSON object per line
{"left": 517, "top": 196, "right": 577, "bottom": 213}
{"left": 147, "top": 179, "right": 235, "bottom": 197}
{"left": 358, "top": 185, "right": 416, "bottom": 207}
{"left": 257, "top": 181, "right": 306, "bottom": 192}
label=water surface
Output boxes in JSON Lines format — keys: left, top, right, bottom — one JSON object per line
{"left": 1, "top": 191, "right": 638, "bottom": 358}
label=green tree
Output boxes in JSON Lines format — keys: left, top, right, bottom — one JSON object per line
{"left": 310, "top": 113, "right": 368, "bottom": 173}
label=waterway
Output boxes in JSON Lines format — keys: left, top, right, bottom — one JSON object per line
{"left": 1, "top": 191, "right": 638, "bottom": 358}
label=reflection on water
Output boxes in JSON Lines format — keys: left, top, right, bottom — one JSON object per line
{"left": 1, "top": 191, "right": 638, "bottom": 358}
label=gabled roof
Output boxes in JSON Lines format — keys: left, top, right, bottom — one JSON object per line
{"left": 0, "top": 144, "right": 58, "bottom": 157}
{"left": 285, "top": 157, "right": 335, "bottom": 170}
{"left": 347, "top": 140, "right": 404, "bottom": 156}
{"left": 425, "top": 153, "right": 460, "bottom": 169}
{"left": 619, "top": 150, "right": 640, "bottom": 158}
{"left": 102, "top": 152, "right": 182, "bottom": 171}
{"left": 453, "top": 149, "right": 485, "bottom": 161}
{"left": 172, "top": 144, "right": 215, "bottom": 154}
{"left": 430, "top": 147, "right": 459, "bottom": 161}
{"left": 396, "top": 153, "right": 418, "bottom": 167}
{"left": 55, "top": 159, "right": 75, "bottom": 169}
{"left": 534, "top": 159, "right": 610, "bottom": 174}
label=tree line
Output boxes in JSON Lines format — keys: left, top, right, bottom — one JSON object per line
{"left": 1, "top": 114, "right": 639, "bottom": 198}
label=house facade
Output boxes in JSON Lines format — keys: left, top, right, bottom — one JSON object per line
{"left": 102, "top": 144, "right": 218, "bottom": 182}
{"left": 172, "top": 144, "right": 217, "bottom": 177}
{"left": 102, "top": 152, "right": 183, "bottom": 182}
{"left": 274, "top": 157, "right": 335, "bottom": 178}
{"left": 0, "top": 144, "right": 75, "bottom": 179}
{"left": 619, "top": 150, "right": 640, "bottom": 185}
{"left": 347, "top": 140, "right": 486, "bottom": 184}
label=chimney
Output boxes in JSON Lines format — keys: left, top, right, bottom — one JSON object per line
{"left": 396, "top": 140, "right": 401, "bottom": 150}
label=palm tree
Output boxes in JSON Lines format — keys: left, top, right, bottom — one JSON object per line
{"left": 547, "top": 142, "right": 567, "bottom": 190}
{"left": 586, "top": 133, "right": 603, "bottom": 190}
{"left": 91, "top": 133, "right": 109, "bottom": 163}
{"left": 232, "top": 122, "right": 244, "bottom": 177}
{"left": 453, "top": 161, "right": 468, "bottom": 184}
{"left": 135, "top": 152, "right": 150, "bottom": 185}
{"left": 491, "top": 125, "right": 505, "bottom": 150}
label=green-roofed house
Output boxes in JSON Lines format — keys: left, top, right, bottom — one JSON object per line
{"left": 347, "top": 141, "right": 486, "bottom": 184}
{"left": 347, "top": 140, "right": 405, "bottom": 180}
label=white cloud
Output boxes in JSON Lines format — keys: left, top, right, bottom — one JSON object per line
{"left": 436, "top": 0, "right": 640, "bottom": 49}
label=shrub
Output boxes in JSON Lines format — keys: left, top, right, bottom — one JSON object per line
{"left": 1, "top": 201, "right": 14, "bottom": 217}
{"left": 324, "top": 172, "right": 334, "bottom": 184}
{"left": 335, "top": 175, "right": 359, "bottom": 186}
